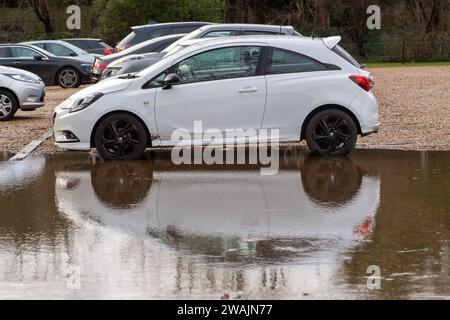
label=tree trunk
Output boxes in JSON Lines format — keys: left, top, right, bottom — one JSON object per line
{"left": 29, "top": 0, "right": 54, "bottom": 33}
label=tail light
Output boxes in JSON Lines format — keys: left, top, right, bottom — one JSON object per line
{"left": 103, "top": 48, "right": 112, "bottom": 55}
{"left": 94, "top": 60, "right": 108, "bottom": 73}
{"left": 349, "top": 75, "right": 374, "bottom": 92}
{"left": 115, "top": 45, "right": 131, "bottom": 53}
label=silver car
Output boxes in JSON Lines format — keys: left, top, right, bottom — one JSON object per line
{"left": 0, "top": 66, "right": 45, "bottom": 121}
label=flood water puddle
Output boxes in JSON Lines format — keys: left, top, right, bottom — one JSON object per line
{"left": 0, "top": 149, "right": 449, "bottom": 299}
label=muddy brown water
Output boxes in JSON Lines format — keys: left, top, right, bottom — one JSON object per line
{"left": 0, "top": 149, "right": 449, "bottom": 299}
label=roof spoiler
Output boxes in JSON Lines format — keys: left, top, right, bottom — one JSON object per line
{"left": 323, "top": 36, "right": 342, "bottom": 50}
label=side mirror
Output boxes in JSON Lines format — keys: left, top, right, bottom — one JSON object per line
{"left": 33, "top": 55, "right": 43, "bottom": 61}
{"left": 69, "top": 52, "right": 77, "bottom": 57}
{"left": 162, "top": 73, "right": 180, "bottom": 90}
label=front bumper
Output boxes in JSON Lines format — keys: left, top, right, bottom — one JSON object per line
{"left": 10, "top": 80, "right": 45, "bottom": 110}
{"left": 53, "top": 105, "right": 98, "bottom": 151}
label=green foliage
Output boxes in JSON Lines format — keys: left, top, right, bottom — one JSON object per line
{"left": 93, "top": 0, "right": 223, "bottom": 44}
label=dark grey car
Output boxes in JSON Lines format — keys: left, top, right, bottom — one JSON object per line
{"left": 92, "top": 34, "right": 185, "bottom": 82}
{"left": 115, "top": 22, "right": 210, "bottom": 52}
{"left": 0, "top": 44, "right": 92, "bottom": 88}
{"left": 103, "top": 24, "right": 302, "bottom": 79}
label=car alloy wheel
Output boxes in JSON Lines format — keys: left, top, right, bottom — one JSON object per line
{"left": 0, "top": 91, "right": 18, "bottom": 121}
{"left": 94, "top": 113, "right": 148, "bottom": 160}
{"left": 306, "top": 109, "right": 357, "bottom": 156}
{"left": 58, "top": 68, "right": 80, "bottom": 88}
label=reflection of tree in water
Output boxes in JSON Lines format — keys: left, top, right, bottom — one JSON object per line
{"left": 149, "top": 226, "right": 336, "bottom": 265}
{"left": 301, "top": 156, "right": 362, "bottom": 207}
{"left": 90, "top": 161, "right": 153, "bottom": 210}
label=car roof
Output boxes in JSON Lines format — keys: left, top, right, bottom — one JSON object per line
{"left": 0, "top": 43, "right": 57, "bottom": 56}
{"left": 63, "top": 38, "right": 102, "bottom": 42}
{"left": 196, "top": 23, "right": 294, "bottom": 31}
{"left": 181, "top": 35, "right": 320, "bottom": 49}
{"left": 132, "top": 22, "right": 211, "bottom": 31}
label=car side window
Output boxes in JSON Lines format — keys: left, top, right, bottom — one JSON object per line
{"left": 173, "top": 46, "right": 262, "bottom": 84}
{"left": 47, "top": 43, "right": 75, "bottom": 56}
{"left": 0, "top": 47, "right": 12, "bottom": 58}
{"left": 11, "top": 47, "right": 40, "bottom": 58}
{"left": 266, "top": 48, "right": 328, "bottom": 75}
{"left": 202, "top": 30, "right": 238, "bottom": 38}
{"left": 242, "top": 30, "right": 279, "bottom": 36}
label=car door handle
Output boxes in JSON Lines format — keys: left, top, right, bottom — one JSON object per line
{"left": 13, "top": 61, "right": 22, "bottom": 65}
{"left": 238, "top": 87, "right": 258, "bottom": 93}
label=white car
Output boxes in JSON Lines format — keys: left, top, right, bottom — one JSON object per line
{"left": 53, "top": 36, "right": 380, "bottom": 159}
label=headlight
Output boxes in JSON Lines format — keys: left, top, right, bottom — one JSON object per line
{"left": 4, "top": 73, "right": 40, "bottom": 83}
{"left": 69, "top": 93, "right": 103, "bottom": 113}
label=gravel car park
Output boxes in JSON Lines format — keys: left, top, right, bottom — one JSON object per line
{"left": 0, "top": 65, "right": 45, "bottom": 121}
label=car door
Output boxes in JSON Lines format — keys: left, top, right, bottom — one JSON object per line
{"left": 9, "top": 46, "right": 52, "bottom": 82}
{"left": 153, "top": 45, "right": 267, "bottom": 146}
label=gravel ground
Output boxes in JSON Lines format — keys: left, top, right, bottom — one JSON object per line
{"left": 0, "top": 66, "right": 449, "bottom": 156}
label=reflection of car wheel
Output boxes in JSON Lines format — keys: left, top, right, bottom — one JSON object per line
{"left": 0, "top": 90, "right": 19, "bottom": 121}
{"left": 306, "top": 109, "right": 358, "bottom": 156}
{"left": 56, "top": 67, "right": 81, "bottom": 88}
{"left": 301, "top": 156, "right": 362, "bottom": 207}
{"left": 94, "top": 113, "right": 148, "bottom": 161}
{"left": 91, "top": 161, "right": 153, "bottom": 209}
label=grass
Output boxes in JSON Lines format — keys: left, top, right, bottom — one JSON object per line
{"left": 364, "top": 61, "right": 450, "bottom": 68}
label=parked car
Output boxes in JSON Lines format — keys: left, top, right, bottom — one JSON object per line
{"left": 0, "top": 44, "right": 92, "bottom": 88}
{"left": 115, "top": 22, "right": 210, "bottom": 52}
{"left": 92, "top": 34, "right": 185, "bottom": 82}
{"left": 53, "top": 36, "right": 380, "bottom": 160}
{"left": 0, "top": 65, "right": 45, "bottom": 120}
{"left": 103, "top": 23, "right": 301, "bottom": 79}
{"left": 63, "top": 38, "right": 113, "bottom": 56}
{"left": 21, "top": 40, "right": 99, "bottom": 63}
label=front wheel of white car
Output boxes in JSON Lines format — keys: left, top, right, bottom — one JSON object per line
{"left": 94, "top": 113, "right": 148, "bottom": 160}
{"left": 305, "top": 109, "right": 358, "bottom": 156}
{"left": 0, "top": 90, "right": 19, "bottom": 121}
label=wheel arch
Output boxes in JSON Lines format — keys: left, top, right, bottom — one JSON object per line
{"left": 300, "top": 104, "right": 362, "bottom": 140}
{"left": 90, "top": 110, "right": 152, "bottom": 148}
{"left": 0, "top": 87, "right": 20, "bottom": 106}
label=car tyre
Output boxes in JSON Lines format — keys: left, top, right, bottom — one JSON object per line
{"left": 306, "top": 109, "right": 358, "bottom": 156}
{"left": 0, "top": 89, "right": 19, "bottom": 121}
{"left": 94, "top": 113, "right": 148, "bottom": 161}
{"left": 56, "top": 67, "right": 81, "bottom": 89}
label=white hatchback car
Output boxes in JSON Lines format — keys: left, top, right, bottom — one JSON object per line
{"left": 54, "top": 36, "right": 380, "bottom": 160}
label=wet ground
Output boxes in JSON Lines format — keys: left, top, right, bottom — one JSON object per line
{"left": 0, "top": 149, "right": 449, "bottom": 299}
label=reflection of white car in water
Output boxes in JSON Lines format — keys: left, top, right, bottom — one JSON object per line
{"left": 55, "top": 156, "right": 380, "bottom": 297}
{"left": 55, "top": 157, "right": 379, "bottom": 255}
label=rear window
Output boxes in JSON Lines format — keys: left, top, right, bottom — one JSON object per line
{"left": 68, "top": 40, "right": 89, "bottom": 49}
{"left": 117, "top": 31, "right": 139, "bottom": 48}
{"left": 332, "top": 45, "right": 360, "bottom": 68}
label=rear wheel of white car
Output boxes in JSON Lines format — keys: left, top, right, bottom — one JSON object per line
{"left": 56, "top": 67, "right": 81, "bottom": 88}
{"left": 94, "top": 113, "right": 148, "bottom": 161}
{"left": 0, "top": 90, "right": 19, "bottom": 121}
{"left": 306, "top": 109, "right": 358, "bottom": 156}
